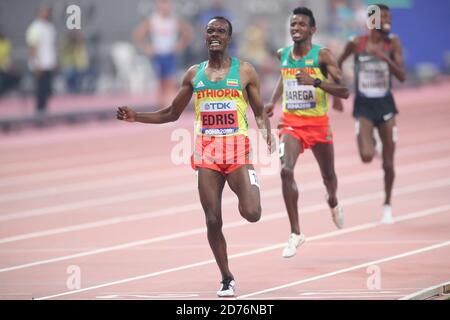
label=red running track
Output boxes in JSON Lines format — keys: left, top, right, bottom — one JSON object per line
{"left": 0, "top": 84, "right": 449, "bottom": 300}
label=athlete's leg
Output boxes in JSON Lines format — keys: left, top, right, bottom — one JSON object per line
{"left": 279, "top": 134, "right": 302, "bottom": 234}
{"left": 311, "top": 142, "right": 338, "bottom": 208}
{"left": 226, "top": 164, "right": 261, "bottom": 223}
{"left": 197, "top": 168, "right": 232, "bottom": 280}
{"left": 356, "top": 117, "right": 376, "bottom": 163}
{"left": 377, "top": 117, "right": 396, "bottom": 205}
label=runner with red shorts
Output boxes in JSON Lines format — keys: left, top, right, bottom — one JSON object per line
{"left": 117, "top": 17, "right": 273, "bottom": 297}
{"left": 265, "top": 7, "right": 349, "bottom": 258}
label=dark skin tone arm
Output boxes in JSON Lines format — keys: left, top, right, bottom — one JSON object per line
{"left": 265, "top": 49, "right": 283, "bottom": 118}
{"left": 116, "top": 65, "right": 196, "bottom": 123}
{"left": 117, "top": 60, "right": 274, "bottom": 152}
{"left": 265, "top": 48, "right": 349, "bottom": 117}
{"left": 333, "top": 35, "right": 406, "bottom": 111}
{"left": 367, "top": 36, "right": 406, "bottom": 82}
{"left": 241, "top": 61, "right": 275, "bottom": 152}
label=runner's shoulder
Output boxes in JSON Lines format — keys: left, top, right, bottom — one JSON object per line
{"left": 183, "top": 64, "right": 199, "bottom": 85}
{"left": 239, "top": 59, "right": 257, "bottom": 75}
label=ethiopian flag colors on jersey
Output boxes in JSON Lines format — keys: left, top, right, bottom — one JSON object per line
{"left": 193, "top": 57, "right": 249, "bottom": 136}
{"left": 280, "top": 44, "right": 328, "bottom": 117}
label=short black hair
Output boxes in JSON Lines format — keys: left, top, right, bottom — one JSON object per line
{"left": 368, "top": 4, "right": 390, "bottom": 17}
{"left": 375, "top": 3, "right": 390, "bottom": 11}
{"left": 292, "top": 7, "right": 316, "bottom": 27}
{"left": 208, "top": 16, "right": 233, "bottom": 36}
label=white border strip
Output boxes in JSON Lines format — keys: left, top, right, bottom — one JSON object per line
{"left": 32, "top": 206, "right": 450, "bottom": 300}
{"left": 399, "top": 281, "right": 450, "bottom": 300}
{"left": 238, "top": 241, "right": 450, "bottom": 299}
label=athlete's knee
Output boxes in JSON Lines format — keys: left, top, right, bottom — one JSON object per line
{"left": 280, "top": 165, "right": 295, "bottom": 181}
{"left": 240, "top": 203, "right": 261, "bottom": 223}
{"left": 360, "top": 152, "right": 374, "bottom": 163}
{"left": 205, "top": 213, "right": 222, "bottom": 231}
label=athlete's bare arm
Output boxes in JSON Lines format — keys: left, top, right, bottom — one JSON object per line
{"left": 338, "top": 38, "right": 357, "bottom": 68}
{"left": 116, "top": 65, "right": 196, "bottom": 123}
{"left": 297, "top": 48, "right": 349, "bottom": 99}
{"left": 383, "top": 37, "right": 406, "bottom": 82}
{"left": 332, "top": 39, "right": 358, "bottom": 111}
{"left": 265, "top": 49, "right": 283, "bottom": 117}
{"left": 241, "top": 61, "right": 275, "bottom": 152}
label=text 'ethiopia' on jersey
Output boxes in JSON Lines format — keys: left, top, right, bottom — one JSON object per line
{"left": 193, "top": 57, "right": 249, "bottom": 136}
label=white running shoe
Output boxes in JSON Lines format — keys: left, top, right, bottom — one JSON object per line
{"left": 282, "top": 233, "right": 306, "bottom": 258}
{"left": 381, "top": 204, "right": 394, "bottom": 224}
{"left": 331, "top": 205, "right": 344, "bottom": 229}
{"left": 217, "top": 278, "right": 236, "bottom": 297}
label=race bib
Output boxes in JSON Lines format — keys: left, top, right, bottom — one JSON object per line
{"left": 284, "top": 79, "right": 316, "bottom": 110}
{"left": 200, "top": 101, "right": 239, "bottom": 135}
{"left": 358, "top": 58, "right": 390, "bottom": 98}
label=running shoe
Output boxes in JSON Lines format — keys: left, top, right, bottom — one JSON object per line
{"left": 282, "top": 233, "right": 306, "bottom": 258}
{"left": 331, "top": 204, "right": 345, "bottom": 229}
{"left": 217, "top": 278, "right": 236, "bottom": 297}
{"left": 381, "top": 204, "right": 394, "bottom": 224}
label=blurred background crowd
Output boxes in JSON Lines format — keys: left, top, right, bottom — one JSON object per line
{"left": 0, "top": 0, "right": 449, "bottom": 128}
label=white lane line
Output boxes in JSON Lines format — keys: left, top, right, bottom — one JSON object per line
{"left": 0, "top": 150, "right": 163, "bottom": 175}
{"left": 1, "top": 138, "right": 449, "bottom": 189}
{"left": 0, "top": 184, "right": 194, "bottom": 222}
{"left": 29, "top": 206, "right": 450, "bottom": 300}
{"left": 250, "top": 295, "right": 404, "bottom": 299}
{"left": 1, "top": 181, "right": 450, "bottom": 274}
{"left": 1, "top": 159, "right": 449, "bottom": 242}
{"left": 0, "top": 157, "right": 169, "bottom": 188}
{"left": 1, "top": 151, "right": 449, "bottom": 223}
{"left": 237, "top": 241, "right": 450, "bottom": 299}
{"left": 2, "top": 145, "right": 450, "bottom": 204}
{"left": 95, "top": 293, "right": 200, "bottom": 299}
{"left": 399, "top": 281, "right": 450, "bottom": 300}
{"left": 0, "top": 167, "right": 191, "bottom": 203}
{"left": 299, "top": 290, "right": 399, "bottom": 295}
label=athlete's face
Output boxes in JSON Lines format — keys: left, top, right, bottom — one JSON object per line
{"left": 290, "top": 14, "right": 316, "bottom": 43}
{"left": 205, "top": 19, "right": 231, "bottom": 52}
{"left": 379, "top": 9, "right": 392, "bottom": 35}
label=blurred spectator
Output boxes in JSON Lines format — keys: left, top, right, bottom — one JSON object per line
{"left": 81, "top": 1, "right": 101, "bottom": 93}
{"left": 350, "top": 0, "right": 368, "bottom": 36}
{"left": 239, "top": 17, "right": 277, "bottom": 83}
{"left": 0, "top": 31, "right": 21, "bottom": 96}
{"left": 25, "top": 5, "right": 57, "bottom": 115}
{"left": 329, "top": 0, "right": 355, "bottom": 40}
{"left": 60, "top": 30, "right": 90, "bottom": 94}
{"left": 133, "top": 0, "right": 192, "bottom": 107}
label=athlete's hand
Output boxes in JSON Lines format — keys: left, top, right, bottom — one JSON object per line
{"left": 332, "top": 98, "right": 344, "bottom": 112}
{"left": 264, "top": 103, "right": 275, "bottom": 118}
{"left": 117, "top": 106, "right": 137, "bottom": 122}
{"left": 296, "top": 72, "right": 315, "bottom": 86}
{"left": 367, "top": 46, "right": 388, "bottom": 61}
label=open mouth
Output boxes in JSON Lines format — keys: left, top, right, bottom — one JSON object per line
{"left": 209, "top": 40, "right": 221, "bottom": 47}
